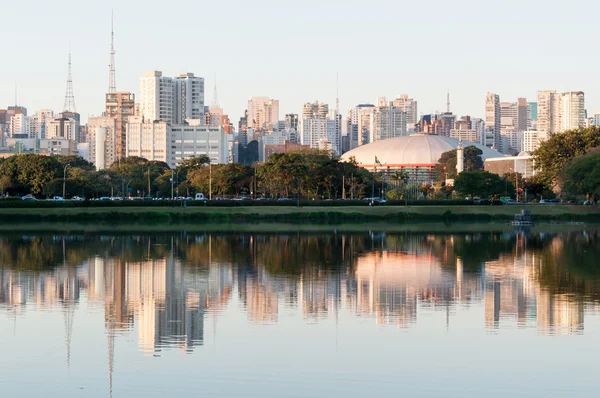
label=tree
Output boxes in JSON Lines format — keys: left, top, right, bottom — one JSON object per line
{"left": 562, "top": 151, "right": 600, "bottom": 200}
{"left": 436, "top": 146, "right": 484, "bottom": 179}
{"left": 533, "top": 127, "right": 600, "bottom": 188}
{"left": 454, "top": 171, "right": 510, "bottom": 199}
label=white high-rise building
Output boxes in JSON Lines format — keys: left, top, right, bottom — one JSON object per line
{"left": 301, "top": 104, "right": 340, "bottom": 155}
{"left": 371, "top": 98, "right": 407, "bottom": 142}
{"left": 392, "top": 95, "right": 418, "bottom": 130}
{"left": 485, "top": 93, "right": 501, "bottom": 150}
{"left": 357, "top": 106, "right": 376, "bottom": 146}
{"left": 248, "top": 97, "right": 279, "bottom": 131}
{"left": 537, "top": 90, "right": 561, "bottom": 134}
{"left": 174, "top": 73, "right": 205, "bottom": 124}
{"left": 593, "top": 113, "right": 600, "bottom": 127}
{"left": 139, "top": 71, "right": 176, "bottom": 123}
{"left": 9, "top": 113, "right": 30, "bottom": 137}
{"left": 87, "top": 116, "right": 118, "bottom": 170}
{"left": 561, "top": 91, "right": 585, "bottom": 131}
{"left": 33, "top": 109, "right": 54, "bottom": 139}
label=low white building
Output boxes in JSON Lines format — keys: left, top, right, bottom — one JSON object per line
{"left": 40, "top": 137, "right": 78, "bottom": 156}
{"left": 484, "top": 152, "right": 536, "bottom": 178}
{"left": 523, "top": 130, "right": 548, "bottom": 153}
{"left": 126, "top": 118, "right": 229, "bottom": 168}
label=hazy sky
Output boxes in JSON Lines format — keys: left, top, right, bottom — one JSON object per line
{"left": 2, "top": 0, "right": 599, "bottom": 123}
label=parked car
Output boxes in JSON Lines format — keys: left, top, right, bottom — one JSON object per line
{"left": 47, "top": 196, "right": 64, "bottom": 201}
{"left": 98, "top": 197, "right": 111, "bottom": 201}
{"left": 194, "top": 193, "right": 206, "bottom": 200}
{"left": 539, "top": 199, "right": 560, "bottom": 204}
{"left": 233, "top": 196, "right": 253, "bottom": 201}
{"left": 71, "top": 196, "right": 85, "bottom": 201}
{"left": 277, "top": 197, "right": 293, "bottom": 201}
{"left": 21, "top": 194, "right": 37, "bottom": 201}
{"left": 503, "top": 199, "right": 518, "bottom": 205}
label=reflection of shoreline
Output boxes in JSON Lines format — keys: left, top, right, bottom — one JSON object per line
{"left": 0, "top": 231, "right": 597, "bottom": 351}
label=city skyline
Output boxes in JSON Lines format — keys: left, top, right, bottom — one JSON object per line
{"left": 1, "top": 0, "right": 599, "bottom": 124}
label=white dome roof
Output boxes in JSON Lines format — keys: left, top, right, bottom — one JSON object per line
{"left": 341, "top": 134, "right": 503, "bottom": 166}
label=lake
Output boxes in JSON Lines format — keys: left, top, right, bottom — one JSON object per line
{"left": 1, "top": 225, "right": 600, "bottom": 397}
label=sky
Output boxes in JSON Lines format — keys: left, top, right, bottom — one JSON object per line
{"left": 1, "top": 0, "right": 599, "bottom": 124}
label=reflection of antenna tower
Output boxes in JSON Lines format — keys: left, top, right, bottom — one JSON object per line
{"left": 63, "top": 301, "right": 75, "bottom": 368}
{"left": 63, "top": 51, "right": 76, "bottom": 112}
{"left": 108, "top": 10, "right": 116, "bottom": 93}
{"left": 211, "top": 75, "right": 218, "bottom": 107}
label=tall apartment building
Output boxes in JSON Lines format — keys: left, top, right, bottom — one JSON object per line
{"left": 451, "top": 116, "right": 480, "bottom": 143}
{"left": 285, "top": 114, "right": 299, "bottom": 132}
{"left": 437, "top": 112, "right": 456, "bottom": 137}
{"left": 174, "top": 73, "right": 205, "bottom": 123}
{"left": 248, "top": 97, "right": 279, "bottom": 131}
{"left": 87, "top": 116, "right": 118, "bottom": 170}
{"left": 561, "top": 91, "right": 586, "bottom": 131}
{"left": 485, "top": 93, "right": 501, "bottom": 149}
{"left": 392, "top": 95, "right": 418, "bottom": 130}
{"left": 301, "top": 102, "right": 340, "bottom": 155}
{"left": 46, "top": 117, "right": 78, "bottom": 141}
{"left": 106, "top": 92, "right": 135, "bottom": 159}
{"left": 357, "top": 106, "right": 376, "bottom": 146}
{"left": 371, "top": 98, "right": 407, "bottom": 141}
{"left": 140, "top": 71, "right": 175, "bottom": 122}
{"left": 537, "top": 90, "right": 561, "bottom": 134}
{"left": 516, "top": 98, "right": 528, "bottom": 132}
{"left": 139, "top": 71, "right": 205, "bottom": 125}
{"left": 302, "top": 101, "right": 329, "bottom": 120}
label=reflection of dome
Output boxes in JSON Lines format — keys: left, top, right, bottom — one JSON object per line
{"left": 341, "top": 134, "right": 503, "bottom": 167}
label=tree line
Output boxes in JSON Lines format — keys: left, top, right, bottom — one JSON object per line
{"left": 2, "top": 126, "right": 598, "bottom": 201}
{"left": 0, "top": 150, "right": 381, "bottom": 200}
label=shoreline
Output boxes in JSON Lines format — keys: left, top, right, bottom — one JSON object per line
{"left": 0, "top": 205, "right": 598, "bottom": 223}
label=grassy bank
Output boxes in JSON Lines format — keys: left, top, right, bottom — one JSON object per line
{"left": 0, "top": 205, "right": 598, "bottom": 224}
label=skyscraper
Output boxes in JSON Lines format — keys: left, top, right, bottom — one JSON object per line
{"left": 485, "top": 93, "right": 501, "bottom": 149}
{"left": 561, "top": 91, "right": 585, "bottom": 131}
{"left": 371, "top": 98, "right": 407, "bottom": 141}
{"left": 139, "top": 71, "right": 175, "bottom": 123}
{"left": 537, "top": 90, "right": 561, "bottom": 134}
{"left": 174, "top": 73, "right": 205, "bottom": 124}
{"left": 247, "top": 97, "right": 279, "bottom": 131}
{"left": 106, "top": 92, "right": 135, "bottom": 159}
{"left": 392, "top": 95, "right": 418, "bottom": 130}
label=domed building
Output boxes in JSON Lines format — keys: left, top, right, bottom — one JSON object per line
{"left": 341, "top": 134, "right": 504, "bottom": 182}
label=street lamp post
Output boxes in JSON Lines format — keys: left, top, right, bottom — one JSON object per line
{"left": 62, "top": 164, "right": 70, "bottom": 199}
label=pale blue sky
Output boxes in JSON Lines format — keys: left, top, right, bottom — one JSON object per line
{"left": 2, "top": 0, "right": 598, "bottom": 123}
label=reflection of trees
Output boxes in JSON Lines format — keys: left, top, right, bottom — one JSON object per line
{"left": 536, "top": 231, "right": 600, "bottom": 299}
{"left": 2, "top": 230, "right": 600, "bottom": 303}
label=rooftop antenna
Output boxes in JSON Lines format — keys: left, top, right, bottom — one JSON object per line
{"left": 447, "top": 90, "right": 450, "bottom": 113}
{"left": 212, "top": 74, "right": 219, "bottom": 108}
{"left": 14, "top": 83, "right": 17, "bottom": 106}
{"left": 108, "top": 9, "right": 116, "bottom": 93}
{"left": 63, "top": 49, "right": 76, "bottom": 112}
{"left": 336, "top": 72, "right": 340, "bottom": 115}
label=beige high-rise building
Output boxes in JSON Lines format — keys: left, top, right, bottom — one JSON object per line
{"left": 105, "top": 92, "right": 135, "bottom": 159}
{"left": 247, "top": 97, "right": 279, "bottom": 131}
{"left": 392, "top": 95, "right": 418, "bottom": 129}
{"left": 561, "top": 91, "right": 585, "bottom": 131}
{"left": 537, "top": 90, "right": 561, "bottom": 134}
{"left": 87, "top": 116, "right": 118, "bottom": 170}
{"left": 485, "top": 93, "right": 501, "bottom": 149}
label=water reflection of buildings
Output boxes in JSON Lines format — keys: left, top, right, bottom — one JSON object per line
{"left": 0, "top": 232, "right": 596, "bottom": 353}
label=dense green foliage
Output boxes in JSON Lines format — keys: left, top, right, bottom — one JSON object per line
{"left": 0, "top": 150, "right": 378, "bottom": 200}
{"left": 533, "top": 127, "right": 600, "bottom": 188}
{"left": 562, "top": 151, "right": 600, "bottom": 200}
{"left": 454, "top": 171, "right": 512, "bottom": 199}
{"left": 435, "top": 146, "right": 484, "bottom": 179}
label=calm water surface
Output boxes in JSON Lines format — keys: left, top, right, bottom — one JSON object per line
{"left": 2, "top": 226, "right": 600, "bottom": 397}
